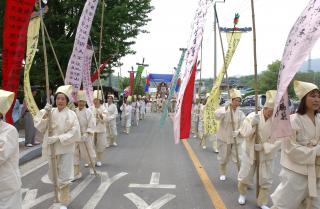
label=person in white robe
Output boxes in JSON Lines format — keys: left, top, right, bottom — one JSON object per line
{"left": 89, "top": 90, "right": 107, "bottom": 167}
{"left": 73, "top": 91, "right": 96, "bottom": 179}
{"left": 34, "top": 85, "right": 81, "bottom": 207}
{"left": 0, "top": 90, "right": 22, "bottom": 209}
{"left": 271, "top": 81, "right": 320, "bottom": 209}
{"left": 131, "top": 95, "right": 140, "bottom": 126}
{"left": 105, "top": 94, "right": 118, "bottom": 147}
{"left": 214, "top": 88, "right": 245, "bottom": 181}
{"left": 139, "top": 95, "right": 146, "bottom": 120}
{"left": 237, "top": 90, "right": 281, "bottom": 209}
{"left": 191, "top": 96, "right": 200, "bottom": 138}
{"left": 120, "top": 96, "right": 132, "bottom": 134}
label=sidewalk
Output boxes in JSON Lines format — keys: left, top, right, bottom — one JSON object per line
{"left": 18, "top": 129, "right": 42, "bottom": 165}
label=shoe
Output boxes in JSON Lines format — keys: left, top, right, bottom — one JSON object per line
{"left": 73, "top": 172, "right": 82, "bottom": 181}
{"left": 96, "top": 161, "right": 102, "bottom": 167}
{"left": 202, "top": 146, "right": 206, "bottom": 150}
{"left": 26, "top": 143, "right": 33, "bottom": 147}
{"left": 193, "top": 135, "right": 197, "bottom": 138}
{"left": 219, "top": 175, "right": 226, "bottom": 181}
{"left": 106, "top": 144, "right": 110, "bottom": 148}
{"left": 33, "top": 141, "right": 41, "bottom": 145}
{"left": 238, "top": 195, "right": 246, "bottom": 205}
{"left": 213, "top": 149, "right": 219, "bottom": 153}
{"left": 113, "top": 142, "right": 117, "bottom": 146}
{"left": 60, "top": 205, "right": 67, "bottom": 209}
{"left": 260, "top": 205, "right": 270, "bottom": 209}
{"left": 89, "top": 168, "right": 95, "bottom": 175}
{"left": 84, "top": 163, "right": 89, "bottom": 167}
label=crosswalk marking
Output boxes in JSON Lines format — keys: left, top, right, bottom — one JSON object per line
{"left": 124, "top": 193, "right": 176, "bottom": 209}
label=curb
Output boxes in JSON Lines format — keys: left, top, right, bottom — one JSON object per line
{"left": 19, "top": 146, "right": 42, "bottom": 165}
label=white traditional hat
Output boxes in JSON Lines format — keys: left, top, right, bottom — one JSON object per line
{"left": 55, "top": 85, "right": 73, "bottom": 102}
{"left": 195, "top": 94, "right": 200, "bottom": 100}
{"left": 206, "top": 93, "right": 210, "bottom": 98}
{"left": 229, "top": 88, "right": 241, "bottom": 99}
{"left": 77, "top": 90, "right": 87, "bottom": 102}
{"left": 294, "top": 80, "right": 319, "bottom": 100}
{"left": 107, "top": 94, "right": 114, "bottom": 100}
{"left": 264, "top": 90, "right": 277, "bottom": 108}
{"left": 127, "top": 96, "right": 132, "bottom": 102}
{"left": 93, "top": 90, "right": 103, "bottom": 100}
{"left": 0, "top": 90, "right": 14, "bottom": 115}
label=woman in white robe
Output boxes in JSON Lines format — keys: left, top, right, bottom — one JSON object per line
{"left": 120, "top": 97, "right": 132, "bottom": 134}
{"left": 0, "top": 90, "right": 22, "bottom": 209}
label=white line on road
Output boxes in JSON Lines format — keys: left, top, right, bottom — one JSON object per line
{"left": 21, "top": 161, "right": 48, "bottom": 177}
{"left": 124, "top": 193, "right": 176, "bottom": 209}
{"left": 22, "top": 189, "right": 38, "bottom": 206}
{"left": 129, "top": 184, "right": 176, "bottom": 189}
{"left": 129, "top": 172, "right": 176, "bottom": 189}
{"left": 22, "top": 174, "right": 95, "bottom": 209}
{"left": 82, "top": 172, "right": 128, "bottom": 209}
{"left": 150, "top": 172, "right": 160, "bottom": 185}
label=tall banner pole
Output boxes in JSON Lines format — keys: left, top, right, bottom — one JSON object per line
{"left": 38, "top": 0, "right": 59, "bottom": 203}
{"left": 250, "top": 0, "right": 260, "bottom": 198}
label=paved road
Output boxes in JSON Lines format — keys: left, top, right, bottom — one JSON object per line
{"left": 20, "top": 113, "right": 282, "bottom": 209}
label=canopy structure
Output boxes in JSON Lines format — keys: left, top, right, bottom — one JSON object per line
{"left": 148, "top": 73, "right": 173, "bottom": 83}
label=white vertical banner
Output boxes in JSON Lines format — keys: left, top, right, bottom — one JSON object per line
{"left": 272, "top": 0, "right": 320, "bottom": 138}
{"left": 173, "top": 0, "right": 211, "bottom": 143}
{"left": 65, "top": 0, "right": 99, "bottom": 100}
{"left": 82, "top": 48, "right": 94, "bottom": 107}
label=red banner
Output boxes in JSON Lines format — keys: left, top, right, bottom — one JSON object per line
{"left": 91, "top": 62, "right": 107, "bottom": 82}
{"left": 180, "top": 62, "right": 197, "bottom": 139}
{"left": 2, "top": 0, "right": 36, "bottom": 123}
{"left": 129, "top": 71, "right": 135, "bottom": 96}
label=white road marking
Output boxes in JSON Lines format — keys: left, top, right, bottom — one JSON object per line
{"left": 41, "top": 174, "right": 52, "bottom": 184}
{"left": 22, "top": 174, "right": 95, "bottom": 209}
{"left": 129, "top": 172, "right": 176, "bottom": 189}
{"left": 150, "top": 172, "right": 160, "bottom": 185}
{"left": 22, "top": 189, "right": 38, "bottom": 205}
{"left": 82, "top": 172, "right": 128, "bottom": 209}
{"left": 21, "top": 161, "right": 48, "bottom": 177}
{"left": 124, "top": 193, "right": 176, "bottom": 209}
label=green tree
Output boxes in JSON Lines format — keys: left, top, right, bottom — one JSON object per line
{"left": 0, "top": 0, "right": 153, "bottom": 88}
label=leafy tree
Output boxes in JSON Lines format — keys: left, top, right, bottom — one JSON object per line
{"left": 0, "top": 0, "right": 153, "bottom": 89}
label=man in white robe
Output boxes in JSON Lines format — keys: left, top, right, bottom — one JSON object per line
{"left": 105, "top": 94, "right": 118, "bottom": 147}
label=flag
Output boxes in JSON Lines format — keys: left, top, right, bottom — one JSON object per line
{"left": 204, "top": 32, "right": 242, "bottom": 135}
{"left": 160, "top": 49, "right": 186, "bottom": 127}
{"left": 180, "top": 63, "right": 197, "bottom": 139}
{"left": 173, "top": 0, "right": 211, "bottom": 143}
{"left": 82, "top": 48, "right": 94, "bottom": 106}
{"left": 144, "top": 76, "right": 150, "bottom": 93}
{"left": 272, "top": 0, "right": 320, "bottom": 138}
{"left": 65, "top": 0, "right": 99, "bottom": 100}
{"left": 91, "top": 63, "right": 107, "bottom": 82}
{"left": 129, "top": 71, "right": 135, "bottom": 96}
{"left": 2, "top": 0, "right": 36, "bottom": 123}
{"left": 133, "top": 66, "right": 144, "bottom": 94}
{"left": 24, "top": 17, "right": 41, "bottom": 117}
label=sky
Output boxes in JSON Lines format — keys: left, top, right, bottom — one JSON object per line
{"left": 117, "top": 0, "right": 319, "bottom": 79}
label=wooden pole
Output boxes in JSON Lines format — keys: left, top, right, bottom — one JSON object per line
{"left": 38, "top": 0, "right": 59, "bottom": 203}
{"left": 250, "top": 0, "right": 260, "bottom": 198}
{"left": 43, "top": 23, "right": 65, "bottom": 82}
{"left": 215, "top": 6, "right": 240, "bottom": 171}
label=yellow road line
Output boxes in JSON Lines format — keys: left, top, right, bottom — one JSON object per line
{"left": 182, "top": 139, "right": 227, "bottom": 209}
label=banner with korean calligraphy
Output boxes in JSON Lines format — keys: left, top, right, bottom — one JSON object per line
{"left": 272, "top": 0, "right": 320, "bottom": 138}
{"left": 2, "top": 0, "right": 36, "bottom": 123}
{"left": 82, "top": 48, "right": 94, "bottom": 107}
{"left": 204, "top": 32, "right": 242, "bottom": 135}
{"left": 23, "top": 17, "right": 41, "bottom": 117}
{"left": 65, "top": 0, "right": 98, "bottom": 100}
{"left": 173, "top": 0, "right": 211, "bottom": 143}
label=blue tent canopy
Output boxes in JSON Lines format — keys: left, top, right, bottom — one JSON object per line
{"left": 148, "top": 73, "right": 173, "bottom": 83}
